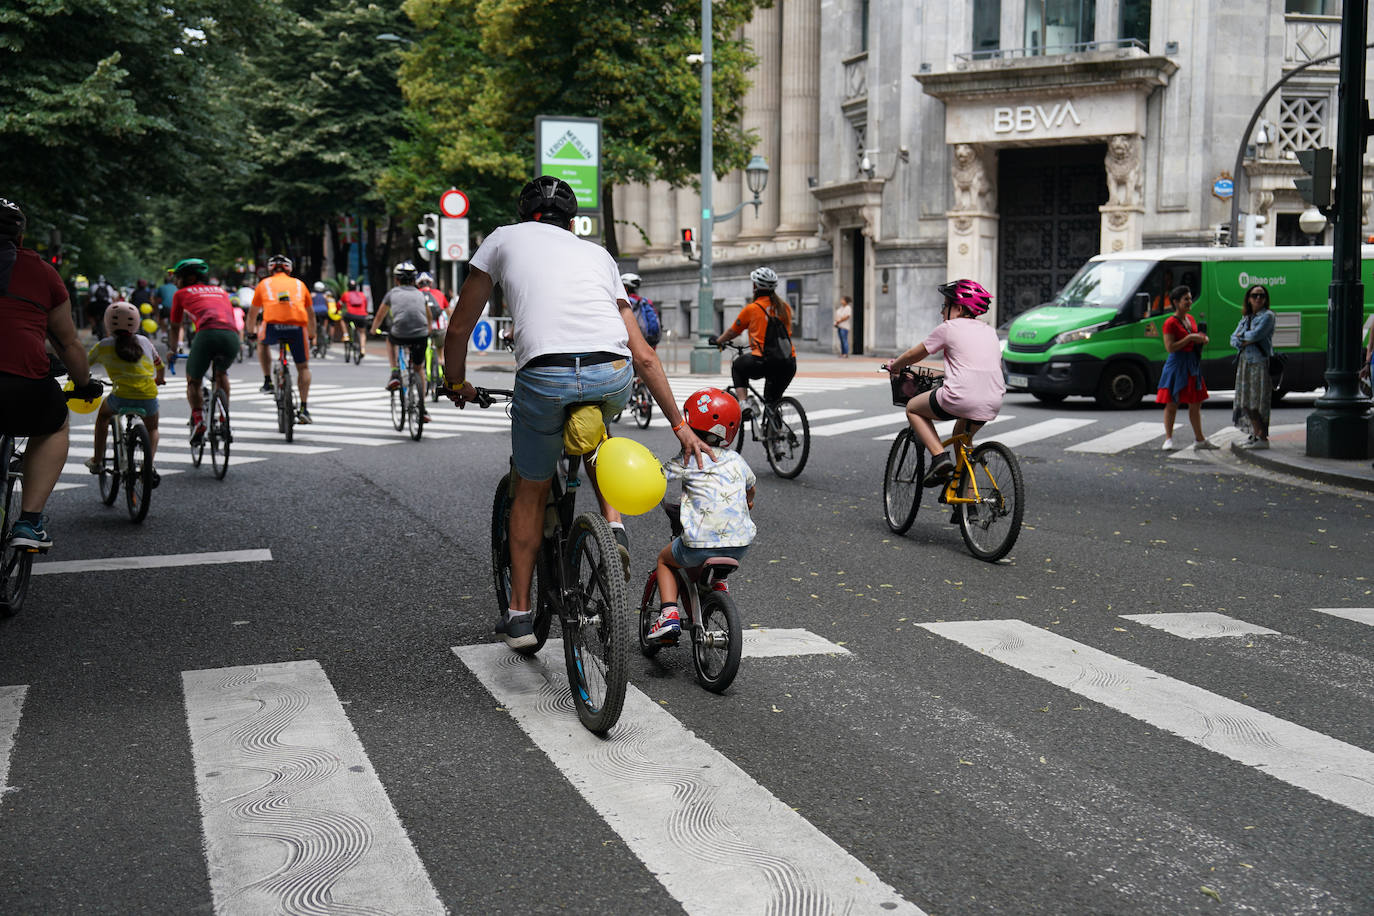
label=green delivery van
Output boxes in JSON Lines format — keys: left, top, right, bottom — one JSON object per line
{"left": 1000, "top": 246, "right": 1374, "bottom": 408}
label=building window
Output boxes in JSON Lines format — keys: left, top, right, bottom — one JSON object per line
{"left": 973, "top": 0, "right": 1001, "bottom": 57}
{"left": 1277, "top": 92, "right": 1330, "bottom": 155}
{"left": 1024, "top": 0, "right": 1096, "bottom": 54}
{"left": 859, "top": 0, "right": 870, "bottom": 53}
{"left": 1285, "top": 0, "right": 1338, "bottom": 14}
{"left": 1119, "top": 0, "right": 1150, "bottom": 46}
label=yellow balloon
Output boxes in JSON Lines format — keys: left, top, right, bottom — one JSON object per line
{"left": 141, "top": 318, "right": 159, "bottom": 333}
{"left": 593, "top": 436, "right": 666, "bottom": 515}
{"left": 62, "top": 379, "right": 102, "bottom": 415}
{"left": 327, "top": 308, "right": 341, "bottom": 321}
{"left": 139, "top": 302, "right": 153, "bottom": 315}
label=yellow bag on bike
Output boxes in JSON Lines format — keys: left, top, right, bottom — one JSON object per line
{"left": 563, "top": 403, "right": 607, "bottom": 456}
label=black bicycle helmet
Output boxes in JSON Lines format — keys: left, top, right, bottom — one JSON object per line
{"left": 267, "top": 253, "right": 293, "bottom": 274}
{"left": 516, "top": 176, "right": 578, "bottom": 226}
{"left": 0, "top": 198, "right": 25, "bottom": 241}
{"left": 173, "top": 257, "right": 210, "bottom": 283}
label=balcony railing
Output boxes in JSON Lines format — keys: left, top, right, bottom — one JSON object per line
{"left": 954, "top": 37, "right": 1146, "bottom": 64}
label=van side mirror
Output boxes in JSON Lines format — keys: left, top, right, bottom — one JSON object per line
{"left": 1129, "top": 292, "right": 1149, "bottom": 321}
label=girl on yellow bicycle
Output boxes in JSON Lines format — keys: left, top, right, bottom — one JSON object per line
{"left": 883, "top": 279, "right": 1005, "bottom": 487}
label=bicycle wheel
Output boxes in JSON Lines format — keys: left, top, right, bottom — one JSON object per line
{"left": 637, "top": 574, "right": 664, "bottom": 658}
{"left": 209, "top": 387, "right": 230, "bottom": 480}
{"left": 958, "top": 441, "right": 1025, "bottom": 562}
{"left": 406, "top": 369, "right": 424, "bottom": 440}
{"left": 883, "top": 429, "right": 925, "bottom": 534}
{"left": 98, "top": 455, "right": 120, "bottom": 506}
{"left": 124, "top": 422, "right": 153, "bottom": 523}
{"left": 633, "top": 382, "right": 652, "bottom": 429}
{"left": 490, "top": 474, "right": 552, "bottom": 656}
{"left": 692, "top": 590, "right": 742, "bottom": 693}
{"left": 353, "top": 332, "right": 363, "bottom": 364}
{"left": 282, "top": 373, "right": 295, "bottom": 443}
{"left": 764, "top": 397, "right": 810, "bottom": 479}
{"left": 189, "top": 416, "right": 205, "bottom": 469}
{"left": 428, "top": 346, "right": 443, "bottom": 402}
{"left": 390, "top": 387, "right": 405, "bottom": 431}
{"left": 0, "top": 444, "right": 32, "bottom": 618}
{"left": 564, "top": 512, "right": 632, "bottom": 734}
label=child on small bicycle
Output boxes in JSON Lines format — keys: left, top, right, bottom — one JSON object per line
{"left": 85, "top": 301, "right": 166, "bottom": 484}
{"left": 884, "top": 279, "right": 1005, "bottom": 488}
{"left": 648, "top": 388, "right": 757, "bottom": 643}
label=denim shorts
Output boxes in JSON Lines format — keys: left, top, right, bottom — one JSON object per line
{"left": 511, "top": 358, "right": 632, "bottom": 481}
{"left": 671, "top": 538, "right": 749, "bottom": 568}
{"left": 107, "top": 394, "right": 159, "bottom": 416}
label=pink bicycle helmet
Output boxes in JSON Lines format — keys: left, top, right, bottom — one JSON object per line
{"left": 938, "top": 279, "right": 992, "bottom": 316}
{"left": 104, "top": 301, "right": 141, "bottom": 335}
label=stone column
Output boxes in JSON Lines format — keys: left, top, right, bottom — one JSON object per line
{"left": 739, "top": 4, "right": 781, "bottom": 240}
{"left": 1099, "top": 134, "right": 1145, "bottom": 254}
{"left": 619, "top": 183, "right": 649, "bottom": 256}
{"left": 647, "top": 179, "right": 675, "bottom": 254}
{"left": 945, "top": 143, "right": 999, "bottom": 302}
{"left": 777, "top": 0, "right": 820, "bottom": 237}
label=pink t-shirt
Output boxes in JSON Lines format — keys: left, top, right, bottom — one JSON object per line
{"left": 923, "top": 317, "right": 1006, "bottom": 422}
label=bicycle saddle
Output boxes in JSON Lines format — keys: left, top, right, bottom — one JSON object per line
{"left": 686, "top": 557, "right": 739, "bottom": 586}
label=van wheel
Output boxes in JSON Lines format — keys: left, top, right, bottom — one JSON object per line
{"left": 1032, "top": 392, "right": 1067, "bottom": 405}
{"left": 1095, "top": 363, "right": 1146, "bottom": 409}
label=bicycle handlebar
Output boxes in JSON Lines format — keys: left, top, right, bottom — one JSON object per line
{"left": 708, "top": 336, "right": 747, "bottom": 354}
{"left": 436, "top": 385, "right": 514, "bottom": 409}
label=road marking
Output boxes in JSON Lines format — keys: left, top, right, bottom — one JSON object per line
{"left": 0, "top": 685, "right": 25, "bottom": 799}
{"left": 921, "top": 619, "right": 1374, "bottom": 818}
{"left": 1119, "top": 612, "right": 1281, "bottom": 639}
{"left": 1168, "top": 426, "right": 1241, "bottom": 461}
{"left": 869, "top": 414, "right": 1013, "bottom": 441}
{"left": 982, "top": 417, "right": 1095, "bottom": 448}
{"left": 1066, "top": 421, "right": 1162, "bottom": 453}
{"left": 66, "top": 427, "right": 335, "bottom": 455}
{"left": 741, "top": 627, "right": 852, "bottom": 657}
{"left": 812, "top": 413, "right": 912, "bottom": 437}
{"left": 183, "top": 661, "right": 444, "bottom": 916}
{"left": 455, "top": 641, "right": 923, "bottom": 915}
{"left": 1313, "top": 608, "right": 1374, "bottom": 626}
{"left": 32, "top": 548, "right": 273, "bottom": 576}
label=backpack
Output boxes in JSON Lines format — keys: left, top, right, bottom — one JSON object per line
{"left": 633, "top": 296, "right": 661, "bottom": 346}
{"left": 762, "top": 299, "right": 793, "bottom": 363}
{"left": 91, "top": 283, "right": 112, "bottom": 306}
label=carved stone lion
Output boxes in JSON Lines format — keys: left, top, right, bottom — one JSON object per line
{"left": 951, "top": 143, "right": 990, "bottom": 212}
{"left": 1105, "top": 134, "right": 1142, "bottom": 208}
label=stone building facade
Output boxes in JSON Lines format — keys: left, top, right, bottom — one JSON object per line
{"left": 614, "top": 0, "right": 1360, "bottom": 356}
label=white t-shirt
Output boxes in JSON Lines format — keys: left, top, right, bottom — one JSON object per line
{"left": 469, "top": 221, "right": 631, "bottom": 369}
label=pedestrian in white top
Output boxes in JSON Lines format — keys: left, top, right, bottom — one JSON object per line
{"left": 834, "top": 295, "right": 853, "bottom": 357}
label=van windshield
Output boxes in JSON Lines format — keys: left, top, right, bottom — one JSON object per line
{"left": 1052, "top": 260, "right": 1153, "bottom": 309}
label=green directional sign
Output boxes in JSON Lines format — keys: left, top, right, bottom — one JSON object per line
{"left": 535, "top": 116, "right": 601, "bottom": 211}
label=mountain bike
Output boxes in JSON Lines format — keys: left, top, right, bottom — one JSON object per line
{"left": 426, "top": 335, "right": 445, "bottom": 403}
{"left": 96, "top": 404, "right": 156, "bottom": 524}
{"left": 343, "top": 318, "right": 365, "bottom": 365}
{"left": 389, "top": 335, "right": 426, "bottom": 441}
{"left": 610, "top": 376, "right": 652, "bottom": 429}
{"left": 185, "top": 357, "right": 232, "bottom": 480}
{"left": 636, "top": 503, "right": 743, "bottom": 693}
{"left": 270, "top": 338, "right": 296, "bottom": 443}
{"left": 462, "top": 385, "right": 633, "bottom": 735}
{"left": 882, "top": 366, "right": 1025, "bottom": 562}
{"left": 713, "top": 340, "right": 809, "bottom": 478}
{"left": 0, "top": 433, "right": 34, "bottom": 618}
{"left": 311, "top": 317, "right": 331, "bottom": 359}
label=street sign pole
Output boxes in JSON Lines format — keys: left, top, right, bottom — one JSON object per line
{"left": 1307, "top": 0, "right": 1374, "bottom": 459}
{"left": 691, "top": 0, "right": 720, "bottom": 375}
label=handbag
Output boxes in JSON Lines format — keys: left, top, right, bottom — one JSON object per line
{"left": 1268, "top": 352, "right": 1286, "bottom": 379}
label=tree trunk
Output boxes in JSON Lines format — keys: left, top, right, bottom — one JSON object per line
{"left": 602, "top": 182, "right": 619, "bottom": 259}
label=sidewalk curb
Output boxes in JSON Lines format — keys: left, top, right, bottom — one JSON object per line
{"left": 1228, "top": 442, "right": 1374, "bottom": 494}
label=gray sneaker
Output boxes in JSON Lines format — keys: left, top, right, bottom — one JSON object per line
{"left": 1247, "top": 438, "right": 1270, "bottom": 450}
{"left": 495, "top": 611, "right": 536, "bottom": 649}
{"left": 1193, "top": 439, "right": 1220, "bottom": 451}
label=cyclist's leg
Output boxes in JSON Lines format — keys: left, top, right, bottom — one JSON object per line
{"left": 761, "top": 357, "right": 797, "bottom": 405}
{"left": 731, "top": 354, "right": 764, "bottom": 407}
{"left": 11, "top": 378, "right": 70, "bottom": 511}
{"left": 92, "top": 397, "right": 113, "bottom": 464}
{"left": 507, "top": 472, "right": 554, "bottom": 613}
{"left": 905, "top": 390, "right": 948, "bottom": 457}
{"left": 256, "top": 324, "right": 273, "bottom": 379}
{"left": 144, "top": 406, "right": 160, "bottom": 460}
{"left": 580, "top": 361, "right": 634, "bottom": 526}
{"left": 288, "top": 326, "right": 311, "bottom": 407}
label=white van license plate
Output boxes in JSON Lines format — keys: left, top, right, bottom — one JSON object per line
{"left": 1007, "top": 374, "right": 1029, "bottom": 388}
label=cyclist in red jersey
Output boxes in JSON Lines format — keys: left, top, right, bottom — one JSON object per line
{"left": 339, "top": 277, "right": 370, "bottom": 360}
{"left": 167, "top": 258, "right": 242, "bottom": 444}
{"left": 418, "top": 271, "right": 450, "bottom": 376}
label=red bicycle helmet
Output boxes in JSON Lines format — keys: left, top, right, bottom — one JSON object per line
{"left": 684, "top": 387, "right": 740, "bottom": 445}
{"left": 938, "top": 278, "right": 992, "bottom": 316}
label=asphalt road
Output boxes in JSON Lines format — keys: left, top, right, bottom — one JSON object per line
{"left": 1, "top": 351, "right": 1370, "bottom": 915}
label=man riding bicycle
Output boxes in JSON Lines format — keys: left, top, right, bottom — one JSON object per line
{"left": 167, "top": 258, "right": 241, "bottom": 445}
{"left": 883, "top": 279, "right": 1005, "bottom": 487}
{"left": 339, "top": 277, "right": 370, "bottom": 359}
{"left": 443, "top": 176, "right": 708, "bottom": 649}
{"left": 247, "top": 253, "right": 316, "bottom": 424}
{"left": 710, "top": 266, "right": 796, "bottom": 418}
{"left": 417, "top": 270, "right": 450, "bottom": 377}
{"left": 372, "top": 260, "right": 434, "bottom": 417}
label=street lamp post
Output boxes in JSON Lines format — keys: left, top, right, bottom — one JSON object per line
{"left": 692, "top": 0, "right": 769, "bottom": 374}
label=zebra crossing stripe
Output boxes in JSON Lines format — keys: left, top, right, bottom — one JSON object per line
{"left": 182, "top": 661, "right": 445, "bottom": 916}
{"left": 455, "top": 641, "right": 924, "bottom": 916}
{"left": 1119, "top": 612, "right": 1281, "bottom": 639}
{"left": 740, "top": 627, "right": 851, "bottom": 657}
{"left": 920, "top": 619, "right": 1374, "bottom": 818}
{"left": 1066, "top": 421, "right": 1162, "bottom": 454}
{"left": 983, "top": 417, "right": 1095, "bottom": 448}
{"left": 812, "top": 413, "right": 909, "bottom": 437}
{"left": 0, "top": 685, "right": 25, "bottom": 800}
{"left": 32, "top": 548, "right": 273, "bottom": 576}
{"left": 65, "top": 427, "right": 335, "bottom": 456}
{"left": 1313, "top": 608, "right": 1374, "bottom": 626}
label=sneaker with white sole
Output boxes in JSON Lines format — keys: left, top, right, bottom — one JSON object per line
{"left": 647, "top": 608, "right": 681, "bottom": 643}
{"left": 8, "top": 516, "right": 52, "bottom": 551}
{"left": 84, "top": 456, "right": 102, "bottom": 474}
{"left": 1194, "top": 439, "right": 1220, "bottom": 451}
{"left": 1161, "top": 437, "right": 1174, "bottom": 450}
{"left": 495, "top": 610, "right": 537, "bottom": 649}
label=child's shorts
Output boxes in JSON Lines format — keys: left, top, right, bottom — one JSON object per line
{"left": 671, "top": 538, "right": 749, "bottom": 568}
{"left": 107, "top": 394, "right": 159, "bottom": 416}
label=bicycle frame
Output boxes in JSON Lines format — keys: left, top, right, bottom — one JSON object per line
{"left": 935, "top": 432, "right": 985, "bottom": 505}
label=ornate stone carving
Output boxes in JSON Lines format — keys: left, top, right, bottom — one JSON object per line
{"left": 1107, "top": 211, "right": 1130, "bottom": 230}
{"left": 951, "top": 144, "right": 993, "bottom": 213}
{"left": 1104, "top": 134, "right": 1143, "bottom": 209}
{"left": 952, "top": 215, "right": 973, "bottom": 234}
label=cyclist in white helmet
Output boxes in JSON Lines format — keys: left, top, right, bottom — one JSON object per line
{"left": 710, "top": 265, "right": 796, "bottom": 416}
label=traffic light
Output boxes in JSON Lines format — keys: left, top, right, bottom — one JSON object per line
{"left": 680, "top": 227, "right": 699, "bottom": 261}
{"left": 416, "top": 213, "right": 439, "bottom": 263}
{"left": 1294, "top": 148, "right": 1333, "bottom": 210}
{"left": 47, "top": 228, "right": 62, "bottom": 266}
